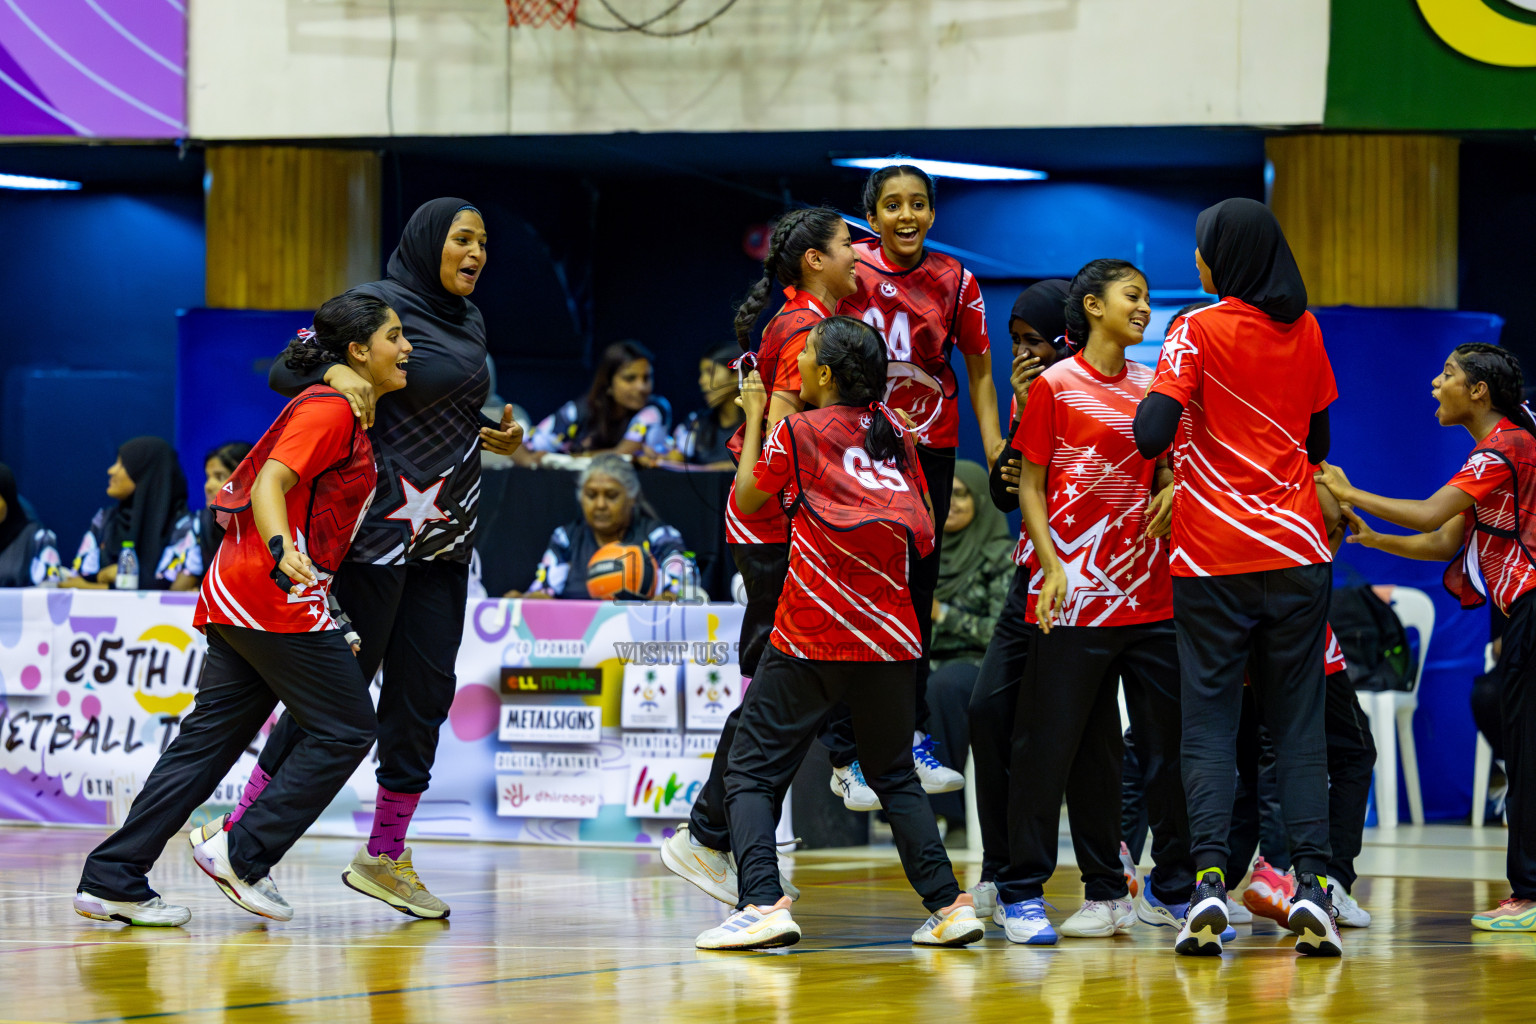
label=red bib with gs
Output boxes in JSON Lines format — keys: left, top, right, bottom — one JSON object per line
{"left": 212, "top": 386, "right": 377, "bottom": 575}
{"left": 1444, "top": 421, "right": 1536, "bottom": 612}
{"left": 778, "top": 404, "right": 935, "bottom": 557}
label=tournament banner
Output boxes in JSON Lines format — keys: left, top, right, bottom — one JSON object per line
{"left": 1327, "top": 1, "right": 1536, "bottom": 128}
{"left": 0, "top": 591, "right": 744, "bottom": 847}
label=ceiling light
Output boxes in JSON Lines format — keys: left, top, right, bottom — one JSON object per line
{"left": 0, "top": 173, "right": 82, "bottom": 191}
{"left": 831, "top": 157, "right": 1046, "bottom": 181}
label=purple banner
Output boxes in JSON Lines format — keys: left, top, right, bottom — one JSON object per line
{"left": 0, "top": 0, "right": 185, "bottom": 138}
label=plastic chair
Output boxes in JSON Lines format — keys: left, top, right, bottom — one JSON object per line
{"left": 1472, "top": 641, "right": 1497, "bottom": 827}
{"left": 1359, "top": 586, "right": 1434, "bottom": 828}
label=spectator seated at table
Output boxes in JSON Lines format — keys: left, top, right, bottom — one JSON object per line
{"left": 506, "top": 455, "right": 694, "bottom": 600}
{"left": 520, "top": 341, "right": 672, "bottom": 463}
{"left": 61, "top": 437, "right": 191, "bottom": 591}
{"left": 161, "top": 441, "right": 254, "bottom": 591}
{"left": 664, "top": 344, "right": 742, "bottom": 470}
{"left": 923, "top": 459, "right": 1016, "bottom": 829}
{"left": 0, "top": 462, "right": 61, "bottom": 587}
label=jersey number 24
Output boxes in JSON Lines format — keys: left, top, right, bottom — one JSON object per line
{"left": 861, "top": 308, "right": 911, "bottom": 361}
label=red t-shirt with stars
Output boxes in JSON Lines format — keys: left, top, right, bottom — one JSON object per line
{"left": 196, "top": 397, "right": 374, "bottom": 633}
{"left": 1013, "top": 353, "right": 1172, "bottom": 627}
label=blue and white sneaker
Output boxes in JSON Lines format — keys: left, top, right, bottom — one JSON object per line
{"left": 695, "top": 897, "right": 800, "bottom": 950}
{"left": 1003, "top": 898, "right": 1058, "bottom": 945}
{"left": 1135, "top": 873, "right": 1188, "bottom": 929}
{"left": 913, "top": 734, "right": 964, "bottom": 794}
{"left": 831, "top": 762, "right": 881, "bottom": 811}
{"left": 1176, "top": 871, "right": 1230, "bottom": 957}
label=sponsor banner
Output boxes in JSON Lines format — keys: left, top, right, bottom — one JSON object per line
{"left": 626, "top": 757, "right": 712, "bottom": 818}
{"left": 684, "top": 662, "right": 741, "bottom": 731}
{"left": 620, "top": 664, "right": 679, "bottom": 730}
{"left": 495, "top": 750, "right": 604, "bottom": 772}
{"left": 0, "top": 590, "right": 56, "bottom": 696}
{"left": 497, "top": 774, "right": 604, "bottom": 819}
{"left": 623, "top": 731, "right": 683, "bottom": 756}
{"left": 683, "top": 733, "right": 722, "bottom": 757}
{"left": 498, "top": 704, "right": 602, "bottom": 744}
{"left": 500, "top": 666, "right": 603, "bottom": 695}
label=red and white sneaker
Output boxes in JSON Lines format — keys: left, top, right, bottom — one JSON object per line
{"left": 1241, "top": 858, "right": 1295, "bottom": 929}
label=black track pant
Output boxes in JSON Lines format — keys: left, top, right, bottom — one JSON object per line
{"left": 79, "top": 624, "right": 376, "bottom": 901}
{"left": 1494, "top": 590, "right": 1536, "bottom": 899}
{"left": 1228, "top": 668, "right": 1376, "bottom": 890}
{"left": 998, "top": 619, "right": 1191, "bottom": 905}
{"left": 726, "top": 645, "right": 961, "bottom": 911}
{"left": 1121, "top": 729, "right": 1149, "bottom": 862}
{"left": 688, "top": 541, "right": 789, "bottom": 851}
{"left": 1175, "top": 565, "right": 1333, "bottom": 878}
{"left": 966, "top": 564, "right": 1032, "bottom": 882}
{"left": 258, "top": 559, "right": 467, "bottom": 794}
{"left": 820, "top": 445, "right": 955, "bottom": 766}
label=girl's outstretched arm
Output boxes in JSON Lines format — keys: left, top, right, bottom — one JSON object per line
{"left": 1315, "top": 462, "right": 1473, "bottom": 534}
{"left": 1340, "top": 506, "right": 1465, "bottom": 562}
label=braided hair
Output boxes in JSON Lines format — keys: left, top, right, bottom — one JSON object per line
{"left": 1062, "top": 258, "right": 1145, "bottom": 352}
{"left": 283, "top": 293, "right": 395, "bottom": 375}
{"left": 733, "top": 206, "right": 845, "bottom": 349}
{"left": 1452, "top": 343, "right": 1536, "bottom": 439}
{"left": 812, "top": 315, "right": 907, "bottom": 470}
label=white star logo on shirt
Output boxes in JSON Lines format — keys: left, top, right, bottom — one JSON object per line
{"left": 1063, "top": 482, "right": 1080, "bottom": 498}
{"left": 1039, "top": 518, "right": 1125, "bottom": 623}
{"left": 1063, "top": 513, "right": 1076, "bottom": 526}
{"left": 386, "top": 475, "right": 451, "bottom": 542}
{"left": 1161, "top": 321, "right": 1199, "bottom": 377}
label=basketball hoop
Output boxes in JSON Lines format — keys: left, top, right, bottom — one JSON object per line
{"left": 506, "top": 0, "right": 578, "bottom": 28}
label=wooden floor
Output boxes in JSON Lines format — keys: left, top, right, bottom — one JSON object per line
{"left": 1, "top": 825, "right": 1533, "bottom": 1023}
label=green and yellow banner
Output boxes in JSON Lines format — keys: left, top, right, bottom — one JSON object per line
{"left": 1328, "top": 1, "right": 1536, "bottom": 128}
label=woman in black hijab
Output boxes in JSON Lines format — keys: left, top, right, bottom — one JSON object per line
{"left": 62, "top": 437, "right": 190, "bottom": 590}
{"left": 0, "top": 463, "right": 61, "bottom": 587}
{"left": 253, "top": 198, "right": 521, "bottom": 919}
{"left": 1131, "top": 197, "right": 1343, "bottom": 957}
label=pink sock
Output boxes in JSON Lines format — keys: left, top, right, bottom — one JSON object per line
{"left": 226, "top": 766, "right": 271, "bottom": 828}
{"left": 367, "top": 788, "right": 421, "bottom": 859}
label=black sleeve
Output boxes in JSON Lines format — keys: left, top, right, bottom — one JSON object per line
{"left": 1133, "top": 392, "right": 1185, "bottom": 459}
{"left": 268, "top": 353, "right": 337, "bottom": 399}
{"left": 1306, "top": 408, "right": 1330, "bottom": 465}
{"left": 988, "top": 444, "right": 1020, "bottom": 513}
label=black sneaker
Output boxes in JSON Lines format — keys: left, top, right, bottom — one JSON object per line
{"left": 1175, "top": 870, "right": 1229, "bottom": 956}
{"left": 1289, "top": 872, "right": 1343, "bottom": 957}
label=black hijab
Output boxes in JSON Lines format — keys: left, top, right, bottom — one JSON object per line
{"left": 385, "top": 197, "right": 482, "bottom": 323}
{"left": 104, "top": 437, "right": 188, "bottom": 579}
{"left": 0, "top": 461, "right": 30, "bottom": 552}
{"left": 1010, "top": 279, "right": 1071, "bottom": 352}
{"left": 1195, "top": 198, "right": 1308, "bottom": 324}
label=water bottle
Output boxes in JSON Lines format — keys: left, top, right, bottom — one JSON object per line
{"left": 115, "top": 542, "right": 139, "bottom": 590}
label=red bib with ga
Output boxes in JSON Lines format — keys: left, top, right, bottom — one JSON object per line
{"left": 779, "top": 404, "right": 935, "bottom": 557}
{"left": 1444, "top": 420, "right": 1536, "bottom": 613}
{"left": 212, "top": 386, "right": 377, "bottom": 575}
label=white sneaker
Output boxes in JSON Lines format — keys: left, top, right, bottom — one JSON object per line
{"left": 1002, "top": 897, "right": 1058, "bottom": 945}
{"left": 695, "top": 898, "right": 800, "bottom": 950}
{"left": 74, "top": 892, "right": 190, "bottom": 927}
{"left": 1061, "top": 898, "right": 1136, "bottom": 938}
{"left": 661, "top": 825, "right": 738, "bottom": 904}
{"left": 190, "top": 826, "right": 293, "bottom": 922}
{"left": 912, "top": 902, "right": 985, "bottom": 946}
{"left": 968, "top": 880, "right": 998, "bottom": 922}
{"left": 912, "top": 734, "right": 964, "bottom": 794}
{"left": 1226, "top": 895, "right": 1253, "bottom": 925}
{"left": 1333, "top": 887, "right": 1371, "bottom": 928}
{"left": 830, "top": 762, "right": 881, "bottom": 811}
{"left": 659, "top": 825, "right": 800, "bottom": 904}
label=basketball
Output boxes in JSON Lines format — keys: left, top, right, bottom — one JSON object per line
{"left": 586, "top": 542, "right": 657, "bottom": 599}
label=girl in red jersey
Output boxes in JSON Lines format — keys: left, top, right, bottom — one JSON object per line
{"left": 1316, "top": 343, "right": 1536, "bottom": 933}
{"left": 74, "top": 294, "right": 409, "bottom": 927}
{"left": 663, "top": 207, "right": 855, "bottom": 901}
{"left": 1133, "top": 198, "right": 1341, "bottom": 958}
{"left": 824, "top": 164, "right": 1003, "bottom": 800}
{"left": 691, "top": 316, "right": 982, "bottom": 950}
{"left": 993, "top": 260, "right": 1193, "bottom": 947}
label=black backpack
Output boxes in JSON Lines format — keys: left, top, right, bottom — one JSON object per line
{"left": 1329, "top": 583, "right": 1416, "bottom": 692}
